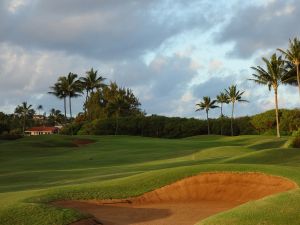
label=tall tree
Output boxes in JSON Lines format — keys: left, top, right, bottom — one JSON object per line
{"left": 49, "top": 108, "right": 64, "bottom": 125}
{"left": 225, "top": 85, "right": 248, "bottom": 136}
{"left": 196, "top": 96, "right": 218, "bottom": 135}
{"left": 250, "top": 53, "right": 288, "bottom": 138}
{"left": 59, "top": 73, "right": 82, "bottom": 119}
{"left": 108, "top": 94, "right": 130, "bottom": 135}
{"left": 15, "top": 102, "right": 34, "bottom": 134}
{"left": 37, "top": 105, "right": 43, "bottom": 115}
{"left": 216, "top": 92, "right": 229, "bottom": 135}
{"left": 80, "top": 68, "right": 106, "bottom": 117}
{"left": 278, "top": 38, "right": 300, "bottom": 97}
{"left": 49, "top": 82, "right": 68, "bottom": 122}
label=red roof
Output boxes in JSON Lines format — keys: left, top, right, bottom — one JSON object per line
{"left": 26, "top": 127, "right": 58, "bottom": 132}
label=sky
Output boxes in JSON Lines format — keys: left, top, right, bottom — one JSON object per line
{"left": 0, "top": 0, "right": 299, "bottom": 119}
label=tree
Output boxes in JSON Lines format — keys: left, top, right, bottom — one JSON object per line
{"left": 80, "top": 68, "right": 106, "bottom": 117}
{"left": 49, "top": 108, "right": 64, "bottom": 125}
{"left": 15, "top": 102, "right": 35, "bottom": 134}
{"left": 196, "top": 96, "right": 218, "bottom": 135}
{"left": 278, "top": 38, "right": 300, "bottom": 97}
{"left": 250, "top": 53, "right": 288, "bottom": 138}
{"left": 216, "top": 92, "right": 229, "bottom": 135}
{"left": 85, "top": 82, "right": 142, "bottom": 121}
{"left": 64, "top": 73, "right": 82, "bottom": 119}
{"left": 108, "top": 94, "right": 130, "bottom": 135}
{"left": 225, "top": 85, "right": 248, "bottom": 136}
{"left": 49, "top": 82, "right": 68, "bottom": 122}
{"left": 37, "top": 105, "right": 43, "bottom": 115}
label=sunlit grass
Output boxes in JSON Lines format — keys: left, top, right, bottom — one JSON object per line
{"left": 0, "top": 135, "right": 299, "bottom": 225}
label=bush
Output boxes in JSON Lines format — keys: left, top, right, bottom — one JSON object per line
{"left": 291, "top": 137, "right": 300, "bottom": 148}
{"left": 251, "top": 109, "right": 300, "bottom": 135}
{"left": 0, "top": 134, "right": 23, "bottom": 140}
{"left": 290, "top": 129, "right": 300, "bottom": 148}
{"left": 60, "top": 122, "right": 85, "bottom": 135}
{"left": 76, "top": 115, "right": 257, "bottom": 138}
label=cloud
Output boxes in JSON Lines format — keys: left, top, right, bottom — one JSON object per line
{"left": 109, "top": 54, "right": 199, "bottom": 116}
{"left": 0, "top": 0, "right": 210, "bottom": 61}
{"left": 217, "top": 0, "right": 300, "bottom": 58}
{"left": 0, "top": 0, "right": 299, "bottom": 119}
{"left": 0, "top": 42, "right": 199, "bottom": 117}
{"left": 0, "top": 43, "right": 92, "bottom": 114}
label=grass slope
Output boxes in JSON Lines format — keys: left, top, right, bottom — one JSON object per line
{"left": 0, "top": 135, "right": 299, "bottom": 225}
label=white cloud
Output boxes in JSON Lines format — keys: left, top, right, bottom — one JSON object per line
{"left": 0, "top": 0, "right": 299, "bottom": 118}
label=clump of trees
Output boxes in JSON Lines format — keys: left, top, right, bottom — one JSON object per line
{"left": 195, "top": 85, "right": 247, "bottom": 136}
{"left": 47, "top": 68, "right": 143, "bottom": 135}
{"left": 76, "top": 115, "right": 256, "bottom": 138}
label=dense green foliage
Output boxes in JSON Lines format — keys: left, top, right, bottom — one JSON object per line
{"left": 61, "top": 108, "right": 300, "bottom": 138}
{"left": 75, "top": 115, "right": 256, "bottom": 138}
{"left": 251, "top": 109, "right": 300, "bottom": 135}
{"left": 1, "top": 135, "right": 300, "bottom": 225}
{"left": 85, "top": 82, "right": 143, "bottom": 120}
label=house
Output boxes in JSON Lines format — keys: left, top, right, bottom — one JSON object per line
{"left": 33, "top": 115, "right": 46, "bottom": 121}
{"left": 25, "top": 126, "right": 59, "bottom": 136}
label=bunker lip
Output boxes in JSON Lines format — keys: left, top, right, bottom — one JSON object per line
{"left": 55, "top": 172, "right": 298, "bottom": 225}
{"left": 72, "top": 139, "right": 95, "bottom": 147}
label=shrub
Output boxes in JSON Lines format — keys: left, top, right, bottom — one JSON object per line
{"left": 60, "top": 122, "right": 85, "bottom": 135}
{"left": 291, "top": 137, "right": 300, "bottom": 148}
{"left": 0, "top": 134, "right": 23, "bottom": 140}
{"left": 290, "top": 129, "right": 300, "bottom": 148}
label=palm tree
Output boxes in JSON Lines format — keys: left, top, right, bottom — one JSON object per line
{"left": 225, "top": 85, "right": 248, "bottom": 136}
{"left": 49, "top": 108, "right": 63, "bottom": 125}
{"left": 49, "top": 82, "right": 67, "bottom": 122}
{"left": 80, "top": 68, "right": 106, "bottom": 116}
{"left": 196, "top": 96, "right": 218, "bottom": 135}
{"left": 250, "top": 54, "right": 289, "bottom": 138}
{"left": 216, "top": 92, "right": 229, "bottom": 135}
{"left": 37, "top": 105, "right": 43, "bottom": 115}
{"left": 65, "top": 73, "right": 82, "bottom": 119}
{"left": 278, "top": 38, "right": 300, "bottom": 97}
{"left": 15, "top": 102, "right": 34, "bottom": 134}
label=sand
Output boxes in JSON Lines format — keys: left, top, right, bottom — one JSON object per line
{"left": 55, "top": 172, "right": 298, "bottom": 225}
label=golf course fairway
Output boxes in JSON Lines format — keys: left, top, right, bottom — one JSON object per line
{"left": 1, "top": 135, "right": 300, "bottom": 225}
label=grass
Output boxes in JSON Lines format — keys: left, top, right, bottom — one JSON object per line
{"left": 0, "top": 134, "right": 300, "bottom": 225}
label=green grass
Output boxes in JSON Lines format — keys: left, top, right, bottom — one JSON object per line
{"left": 0, "top": 134, "right": 300, "bottom": 225}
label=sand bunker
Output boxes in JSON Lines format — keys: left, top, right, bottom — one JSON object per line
{"left": 73, "top": 139, "right": 94, "bottom": 147}
{"left": 55, "top": 172, "right": 298, "bottom": 225}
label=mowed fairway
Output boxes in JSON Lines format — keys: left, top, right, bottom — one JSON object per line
{"left": 1, "top": 135, "right": 300, "bottom": 225}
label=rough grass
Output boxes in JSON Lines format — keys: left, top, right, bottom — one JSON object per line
{"left": 0, "top": 135, "right": 300, "bottom": 225}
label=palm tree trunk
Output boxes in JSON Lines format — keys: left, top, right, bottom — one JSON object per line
{"left": 297, "top": 63, "right": 300, "bottom": 98}
{"left": 231, "top": 102, "right": 235, "bottom": 136}
{"left": 115, "top": 111, "right": 119, "bottom": 135}
{"left": 69, "top": 96, "right": 72, "bottom": 119}
{"left": 220, "top": 103, "right": 223, "bottom": 135}
{"left": 274, "top": 88, "right": 280, "bottom": 138}
{"left": 69, "top": 95, "right": 73, "bottom": 136}
{"left": 84, "top": 89, "right": 89, "bottom": 115}
{"left": 63, "top": 97, "right": 67, "bottom": 124}
{"left": 206, "top": 110, "right": 210, "bottom": 135}
{"left": 23, "top": 114, "right": 26, "bottom": 135}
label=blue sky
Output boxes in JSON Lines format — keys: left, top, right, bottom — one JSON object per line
{"left": 0, "top": 0, "right": 299, "bottom": 119}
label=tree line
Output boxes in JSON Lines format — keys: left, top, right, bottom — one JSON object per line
{"left": 195, "top": 37, "right": 300, "bottom": 138}
{"left": 1, "top": 38, "right": 300, "bottom": 138}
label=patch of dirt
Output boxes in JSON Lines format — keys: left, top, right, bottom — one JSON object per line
{"left": 55, "top": 172, "right": 298, "bottom": 225}
{"left": 73, "top": 139, "right": 95, "bottom": 147}
{"left": 69, "top": 218, "right": 102, "bottom": 225}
